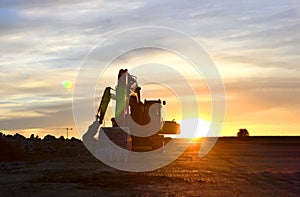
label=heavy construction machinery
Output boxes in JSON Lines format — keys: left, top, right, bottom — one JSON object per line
{"left": 96, "top": 69, "right": 180, "bottom": 151}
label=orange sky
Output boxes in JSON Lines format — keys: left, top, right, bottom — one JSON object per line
{"left": 1, "top": 1, "right": 300, "bottom": 138}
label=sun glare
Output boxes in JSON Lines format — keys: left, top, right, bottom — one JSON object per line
{"left": 175, "top": 118, "right": 211, "bottom": 138}
{"left": 62, "top": 80, "right": 73, "bottom": 89}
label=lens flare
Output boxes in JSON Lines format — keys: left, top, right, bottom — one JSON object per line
{"left": 62, "top": 80, "right": 73, "bottom": 89}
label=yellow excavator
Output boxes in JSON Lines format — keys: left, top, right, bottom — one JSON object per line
{"left": 96, "top": 69, "right": 180, "bottom": 151}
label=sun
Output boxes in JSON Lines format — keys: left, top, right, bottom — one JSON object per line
{"left": 174, "top": 118, "right": 211, "bottom": 138}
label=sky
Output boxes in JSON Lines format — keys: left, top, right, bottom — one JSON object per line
{"left": 1, "top": 0, "right": 300, "bottom": 138}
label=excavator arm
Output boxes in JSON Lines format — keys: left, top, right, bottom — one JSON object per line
{"left": 96, "top": 87, "right": 112, "bottom": 124}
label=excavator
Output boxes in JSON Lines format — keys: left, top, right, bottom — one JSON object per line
{"left": 96, "top": 69, "right": 180, "bottom": 151}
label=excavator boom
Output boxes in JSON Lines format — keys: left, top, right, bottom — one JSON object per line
{"left": 96, "top": 87, "right": 112, "bottom": 124}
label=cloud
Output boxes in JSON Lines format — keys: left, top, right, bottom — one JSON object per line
{"left": 0, "top": 103, "right": 73, "bottom": 130}
{"left": 0, "top": 0, "right": 299, "bottom": 136}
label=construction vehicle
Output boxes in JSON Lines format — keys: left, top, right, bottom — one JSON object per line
{"left": 96, "top": 69, "right": 180, "bottom": 151}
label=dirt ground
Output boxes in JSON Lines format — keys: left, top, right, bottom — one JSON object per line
{"left": 0, "top": 137, "right": 299, "bottom": 196}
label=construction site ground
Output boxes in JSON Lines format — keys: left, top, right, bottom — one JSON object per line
{"left": 0, "top": 137, "right": 299, "bottom": 196}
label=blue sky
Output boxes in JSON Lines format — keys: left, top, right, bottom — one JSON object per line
{"left": 1, "top": 0, "right": 300, "bottom": 137}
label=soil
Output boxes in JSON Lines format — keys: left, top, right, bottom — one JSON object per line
{"left": 0, "top": 136, "right": 299, "bottom": 196}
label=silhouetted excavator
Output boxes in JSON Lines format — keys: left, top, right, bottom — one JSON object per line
{"left": 96, "top": 69, "right": 180, "bottom": 151}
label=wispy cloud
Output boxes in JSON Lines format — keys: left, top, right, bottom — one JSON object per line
{"left": 0, "top": 0, "right": 299, "bottom": 136}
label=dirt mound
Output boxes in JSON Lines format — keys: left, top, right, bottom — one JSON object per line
{"left": 0, "top": 133, "right": 85, "bottom": 162}
{"left": 0, "top": 138, "right": 26, "bottom": 162}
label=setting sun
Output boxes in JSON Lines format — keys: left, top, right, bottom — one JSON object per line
{"left": 174, "top": 118, "right": 211, "bottom": 138}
